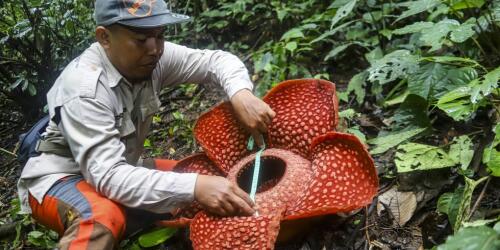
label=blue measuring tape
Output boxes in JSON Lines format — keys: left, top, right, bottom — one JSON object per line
{"left": 246, "top": 136, "right": 265, "bottom": 203}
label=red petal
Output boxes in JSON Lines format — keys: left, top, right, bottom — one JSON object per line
{"left": 172, "top": 153, "right": 225, "bottom": 176}
{"left": 263, "top": 79, "right": 339, "bottom": 160}
{"left": 190, "top": 210, "right": 284, "bottom": 250}
{"left": 227, "top": 148, "right": 313, "bottom": 215}
{"left": 194, "top": 102, "right": 250, "bottom": 174}
{"left": 285, "top": 132, "right": 378, "bottom": 220}
{"left": 157, "top": 153, "right": 224, "bottom": 228}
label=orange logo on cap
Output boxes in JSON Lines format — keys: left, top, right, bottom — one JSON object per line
{"left": 123, "top": 0, "right": 157, "bottom": 17}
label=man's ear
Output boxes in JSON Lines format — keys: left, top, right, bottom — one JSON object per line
{"left": 95, "top": 26, "right": 112, "bottom": 49}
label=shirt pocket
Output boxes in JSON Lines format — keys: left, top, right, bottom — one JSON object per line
{"left": 139, "top": 97, "right": 161, "bottom": 122}
{"left": 115, "top": 112, "right": 136, "bottom": 138}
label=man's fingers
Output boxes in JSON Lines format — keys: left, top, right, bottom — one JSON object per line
{"left": 221, "top": 200, "right": 237, "bottom": 216}
{"left": 251, "top": 130, "right": 264, "bottom": 147}
{"left": 233, "top": 185, "right": 255, "bottom": 208}
{"left": 228, "top": 194, "right": 255, "bottom": 216}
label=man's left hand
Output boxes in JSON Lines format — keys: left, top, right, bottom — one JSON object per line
{"left": 230, "top": 89, "right": 276, "bottom": 147}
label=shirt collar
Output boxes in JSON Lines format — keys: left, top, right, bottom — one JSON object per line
{"left": 94, "top": 43, "right": 129, "bottom": 88}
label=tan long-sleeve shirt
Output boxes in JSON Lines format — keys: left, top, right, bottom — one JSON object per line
{"left": 18, "top": 42, "right": 253, "bottom": 213}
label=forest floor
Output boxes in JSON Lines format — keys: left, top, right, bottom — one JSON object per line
{"left": 0, "top": 78, "right": 498, "bottom": 249}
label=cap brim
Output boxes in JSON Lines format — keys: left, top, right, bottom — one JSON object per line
{"left": 117, "top": 12, "right": 191, "bottom": 28}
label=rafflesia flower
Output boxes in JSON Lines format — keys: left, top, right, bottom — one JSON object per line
{"left": 159, "top": 79, "right": 379, "bottom": 249}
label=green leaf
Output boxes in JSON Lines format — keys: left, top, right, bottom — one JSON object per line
{"left": 330, "top": 0, "right": 357, "bottom": 29}
{"left": 436, "top": 86, "right": 474, "bottom": 121}
{"left": 143, "top": 138, "right": 151, "bottom": 148}
{"left": 462, "top": 218, "right": 499, "bottom": 228}
{"left": 448, "top": 135, "right": 474, "bottom": 171}
{"left": 455, "top": 177, "right": 489, "bottom": 231}
{"left": 420, "top": 19, "right": 459, "bottom": 52}
{"left": 437, "top": 225, "right": 500, "bottom": 250}
{"left": 396, "top": 0, "right": 441, "bottom": 22}
{"left": 408, "top": 62, "right": 449, "bottom": 101}
{"left": 9, "top": 78, "right": 23, "bottom": 90}
{"left": 311, "top": 20, "right": 356, "bottom": 44}
{"left": 391, "top": 95, "right": 431, "bottom": 131}
{"left": 339, "top": 108, "right": 357, "bottom": 120}
{"left": 392, "top": 21, "right": 434, "bottom": 34}
{"left": 449, "top": 18, "right": 476, "bottom": 43}
{"left": 28, "top": 84, "right": 37, "bottom": 96}
{"left": 483, "top": 124, "right": 500, "bottom": 176}
{"left": 364, "top": 47, "right": 383, "bottom": 65}
{"left": 368, "top": 127, "right": 427, "bottom": 155}
{"left": 395, "top": 142, "right": 456, "bottom": 173}
{"left": 421, "top": 56, "right": 481, "bottom": 68}
{"left": 280, "top": 28, "right": 304, "bottom": 41}
{"left": 285, "top": 41, "right": 298, "bottom": 53}
{"left": 347, "top": 71, "right": 368, "bottom": 104}
{"left": 347, "top": 126, "right": 367, "bottom": 144}
{"left": 470, "top": 66, "right": 500, "bottom": 103}
{"left": 438, "top": 189, "right": 463, "bottom": 228}
{"left": 324, "top": 43, "right": 351, "bottom": 61}
{"left": 367, "top": 50, "right": 419, "bottom": 85}
{"left": 138, "top": 227, "right": 177, "bottom": 248}
{"left": 449, "top": 0, "right": 485, "bottom": 10}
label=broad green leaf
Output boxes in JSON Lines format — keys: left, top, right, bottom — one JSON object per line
{"left": 392, "top": 21, "right": 434, "bottom": 34}
{"left": 408, "top": 62, "right": 449, "bottom": 100}
{"left": 330, "top": 0, "right": 357, "bottom": 29}
{"left": 454, "top": 177, "right": 489, "bottom": 231}
{"left": 449, "top": 0, "right": 485, "bottom": 10}
{"left": 448, "top": 135, "right": 474, "bottom": 171}
{"left": 449, "top": 18, "right": 476, "bottom": 43}
{"left": 436, "top": 86, "right": 474, "bottom": 121}
{"left": 483, "top": 124, "right": 500, "bottom": 176}
{"left": 254, "top": 52, "right": 273, "bottom": 73}
{"left": 347, "top": 71, "right": 368, "bottom": 104}
{"left": 280, "top": 28, "right": 305, "bottom": 41}
{"left": 138, "top": 228, "right": 177, "bottom": 248}
{"left": 368, "top": 127, "right": 426, "bottom": 155}
{"left": 470, "top": 66, "right": 500, "bottom": 103}
{"left": 438, "top": 189, "right": 463, "bottom": 228}
{"left": 329, "top": 0, "right": 353, "bottom": 8}
{"left": 395, "top": 142, "right": 456, "bottom": 173}
{"left": 420, "top": 19, "right": 459, "bottom": 52}
{"left": 367, "top": 50, "right": 419, "bottom": 85}
{"left": 391, "top": 94, "right": 431, "bottom": 131}
{"left": 364, "top": 47, "right": 383, "bottom": 65}
{"left": 285, "top": 41, "right": 298, "bottom": 53}
{"left": 347, "top": 126, "right": 367, "bottom": 144}
{"left": 437, "top": 225, "right": 500, "bottom": 250}
{"left": 396, "top": 0, "right": 441, "bottom": 22}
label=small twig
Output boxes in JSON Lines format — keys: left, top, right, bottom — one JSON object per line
{"left": 0, "top": 147, "right": 16, "bottom": 157}
{"left": 468, "top": 176, "right": 491, "bottom": 221}
{"left": 364, "top": 206, "right": 372, "bottom": 249}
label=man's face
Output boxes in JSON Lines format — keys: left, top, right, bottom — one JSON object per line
{"left": 104, "top": 24, "right": 166, "bottom": 83}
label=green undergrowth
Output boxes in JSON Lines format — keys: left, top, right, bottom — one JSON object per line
{"left": 1, "top": 0, "right": 500, "bottom": 249}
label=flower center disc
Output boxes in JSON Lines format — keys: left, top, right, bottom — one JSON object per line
{"left": 236, "top": 157, "right": 286, "bottom": 193}
{"left": 228, "top": 148, "right": 313, "bottom": 215}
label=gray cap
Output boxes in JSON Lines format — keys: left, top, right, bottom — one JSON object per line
{"left": 94, "top": 0, "right": 190, "bottom": 28}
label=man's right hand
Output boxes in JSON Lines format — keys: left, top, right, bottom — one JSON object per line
{"left": 194, "top": 175, "right": 256, "bottom": 216}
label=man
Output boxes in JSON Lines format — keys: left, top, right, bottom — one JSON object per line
{"left": 17, "top": 0, "right": 275, "bottom": 248}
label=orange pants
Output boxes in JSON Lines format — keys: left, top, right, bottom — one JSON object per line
{"left": 29, "top": 159, "right": 178, "bottom": 250}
